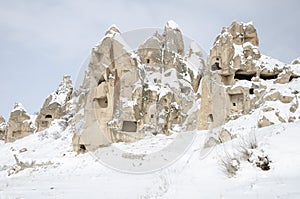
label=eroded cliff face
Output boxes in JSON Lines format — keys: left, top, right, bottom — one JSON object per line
{"left": 72, "top": 21, "right": 205, "bottom": 152}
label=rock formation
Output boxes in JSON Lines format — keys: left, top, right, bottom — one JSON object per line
{"left": 0, "top": 116, "right": 6, "bottom": 140}
{"left": 2, "top": 20, "right": 299, "bottom": 149}
{"left": 71, "top": 20, "right": 300, "bottom": 152}
{"left": 199, "top": 21, "right": 261, "bottom": 129}
{"left": 2, "top": 75, "right": 73, "bottom": 143}
{"left": 5, "top": 103, "right": 36, "bottom": 142}
{"left": 198, "top": 21, "right": 300, "bottom": 131}
{"left": 72, "top": 21, "right": 205, "bottom": 152}
{"left": 292, "top": 57, "right": 300, "bottom": 65}
{"left": 36, "top": 75, "right": 73, "bottom": 132}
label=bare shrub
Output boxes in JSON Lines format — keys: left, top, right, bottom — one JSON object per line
{"left": 238, "top": 131, "right": 258, "bottom": 161}
{"left": 238, "top": 132, "right": 271, "bottom": 171}
{"left": 220, "top": 151, "right": 240, "bottom": 177}
{"left": 220, "top": 130, "right": 271, "bottom": 177}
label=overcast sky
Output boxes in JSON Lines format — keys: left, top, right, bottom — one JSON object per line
{"left": 0, "top": 0, "right": 299, "bottom": 119}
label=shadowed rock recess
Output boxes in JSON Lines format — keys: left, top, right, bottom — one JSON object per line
{"left": 2, "top": 21, "right": 300, "bottom": 154}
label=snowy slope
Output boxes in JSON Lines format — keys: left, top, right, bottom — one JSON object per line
{"left": 0, "top": 109, "right": 300, "bottom": 198}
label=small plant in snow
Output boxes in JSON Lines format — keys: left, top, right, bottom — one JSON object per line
{"left": 7, "top": 154, "right": 55, "bottom": 176}
{"left": 238, "top": 132, "right": 258, "bottom": 160}
{"left": 256, "top": 155, "right": 271, "bottom": 170}
{"left": 220, "top": 131, "right": 271, "bottom": 177}
{"left": 238, "top": 131, "right": 271, "bottom": 171}
{"left": 7, "top": 154, "right": 35, "bottom": 176}
{"left": 220, "top": 152, "right": 240, "bottom": 177}
{"left": 247, "top": 148, "right": 271, "bottom": 171}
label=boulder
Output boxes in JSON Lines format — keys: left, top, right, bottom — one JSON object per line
{"left": 258, "top": 116, "right": 274, "bottom": 128}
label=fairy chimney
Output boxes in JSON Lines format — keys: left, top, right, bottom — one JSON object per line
{"left": 5, "top": 103, "right": 36, "bottom": 142}
{"left": 36, "top": 75, "right": 73, "bottom": 131}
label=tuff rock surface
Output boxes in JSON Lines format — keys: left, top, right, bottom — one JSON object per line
{"left": 35, "top": 75, "right": 73, "bottom": 132}
{"left": 5, "top": 103, "right": 35, "bottom": 142}
{"left": 0, "top": 116, "right": 6, "bottom": 140}
{"left": 198, "top": 21, "right": 300, "bottom": 132}
{"left": 72, "top": 21, "right": 204, "bottom": 151}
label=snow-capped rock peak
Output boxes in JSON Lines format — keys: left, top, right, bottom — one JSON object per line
{"left": 291, "top": 57, "right": 300, "bottom": 65}
{"left": 34, "top": 75, "right": 73, "bottom": 132}
{"left": 48, "top": 75, "right": 73, "bottom": 106}
{"left": 105, "top": 24, "right": 121, "bottom": 37}
{"left": 242, "top": 21, "right": 253, "bottom": 27}
{"left": 165, "top": 20, "right": 180, "bottom": 30}
{"left": 12, "top": 103, "right": 28, "bottom": 113}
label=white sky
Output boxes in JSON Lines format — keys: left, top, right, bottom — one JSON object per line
{"left": 0, "top": 0, "right": 299, "bottom": 119}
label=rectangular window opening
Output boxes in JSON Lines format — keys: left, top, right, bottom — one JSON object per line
{"left": 121, "top": 121, "right": 137, "bottom": 132}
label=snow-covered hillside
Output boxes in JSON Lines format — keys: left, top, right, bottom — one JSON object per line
{"left": 1, "top": 101, "right": 300, "bottom": 198}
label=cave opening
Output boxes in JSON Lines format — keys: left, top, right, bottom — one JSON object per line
{"left": 260, "top": 74, "right": 278, "bottom": 80}
{"left": 79, "top": 144, "right": 86, "bottom": 153}
{"left": 45, "top": 114, "right": 52, "bottom": 119}
{"left": 249, "top": 88, "right": 254, "bottom": 94}
{"left": 234, "top": 73, "right": 255, "bottom": 81}
{"left": 211, "top": 63, "right": 221, "bottom": 71}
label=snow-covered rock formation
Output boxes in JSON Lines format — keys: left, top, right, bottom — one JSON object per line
{"left": 292, "top": 57, "right": 300, "bottom": 65}
{"left": 72, "top": 21, "right": 204, "bottom": 152}
{"left": 2, "top": 75, "right": 73, "bottom": 143}
{"left": 0, "top": 116, "right": 6, "bottom": 140}
{"left": 198, "top": 21, "right": 300, "bottom": 133}
{"left": 70, "top": 20, "right": 300, "bottom": 152}
{"left": 2, "top": 20, "right": 300, "bottom": 155}
{"left": 5, "top": 103, "right": 36, "bottom": 142}
{"left": 36, "top": 75, "right": 73, "bottom": 132}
